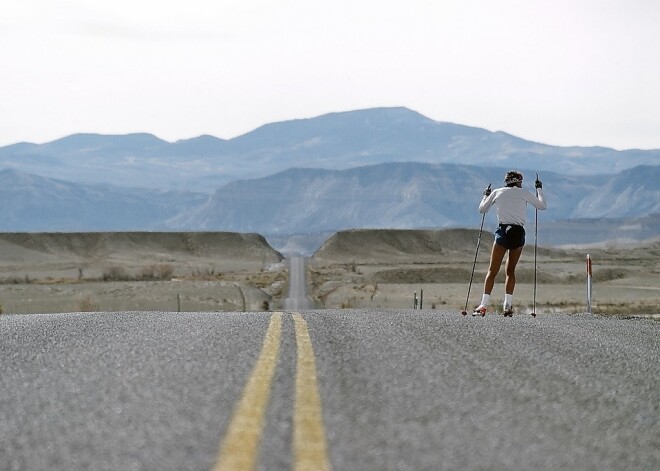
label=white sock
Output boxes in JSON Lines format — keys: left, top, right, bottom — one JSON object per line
{"left": 480, "top": 294, "right": 490, "bottom": 307}
{"left": 504, "top": 294, "right": 513, "bottom": 308}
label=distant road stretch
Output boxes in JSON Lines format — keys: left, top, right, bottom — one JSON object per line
{"left": 283, "top": 255, "right": 312, "bottom": 310}
{"left": 1, "top": 310, "right": 659, "bottom": 470}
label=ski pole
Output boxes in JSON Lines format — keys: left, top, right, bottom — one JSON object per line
{"left": 532, "top": 173, "right": 539, "bottom": 318}
{"left": 461, "top": 184, "right": 490, "bottom": 316}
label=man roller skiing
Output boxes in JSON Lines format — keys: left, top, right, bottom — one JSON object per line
{"left": 472, "top": 171, "right": 547, "bottom": 316}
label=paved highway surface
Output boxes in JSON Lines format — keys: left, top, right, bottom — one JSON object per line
{"left": 283, "top": 256, "right": 312, "bottom": 310}
{"left": 1, "top": 308, "right": 658, "bottom": 470}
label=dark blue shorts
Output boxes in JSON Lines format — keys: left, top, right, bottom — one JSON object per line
{"left": 495, "top": 224, "right": 526, "bottom": 250}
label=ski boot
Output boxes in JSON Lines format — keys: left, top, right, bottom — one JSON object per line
{"left": 472, "top": 305, "right": 487, "bottom": 317}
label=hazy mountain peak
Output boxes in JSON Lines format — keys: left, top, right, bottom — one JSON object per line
{"left": 175, "top": 134, "right": 227, "bottom": 144}
{"left": 49, "top": 132, "right": 165, "bottom": 146}
{"left": 30, "top": 133, "right": 168, "bottom": 158}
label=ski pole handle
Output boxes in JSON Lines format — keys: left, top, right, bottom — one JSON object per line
{"left": 535, "top": 173, "right": 542, "bottom": 189}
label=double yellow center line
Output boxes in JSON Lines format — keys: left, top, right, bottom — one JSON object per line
{"left": 213, "top": 312, "right": 331, "bottom": 471}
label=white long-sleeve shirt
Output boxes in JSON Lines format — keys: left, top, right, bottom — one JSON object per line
{"left": 479, "top": 187, "right": 547, "bottom": 226}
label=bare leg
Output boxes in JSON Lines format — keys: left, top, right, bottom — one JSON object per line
{"left": 505, "top": 246, "right": 524, "bottom": 294}
{"left": 484, "top": 243, "right": 507, "bottom": 295}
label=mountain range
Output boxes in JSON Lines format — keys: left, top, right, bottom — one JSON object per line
{"left": 2, "top": 107, "right": 659, "bottom": 192}
{"left": 0, "top": 169, "right": 205, "bottom": 232}
{"left": 166, "top": 163, "right": 660, "bottom": 233}
{"left": 0, "top": 107, "right": 658, "bottom": 245}
{"left": 1, "top": 163, "right": 658, "bottom": 243}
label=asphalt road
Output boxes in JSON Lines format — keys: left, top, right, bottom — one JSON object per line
{"left": 1, "top": 309, "right": 659, "bottom": 470}
{"left": 283, "top": 256, "right": 312, "bottom": 310}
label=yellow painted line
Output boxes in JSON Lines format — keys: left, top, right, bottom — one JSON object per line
{"left": 213, "top": 312, "right": 283, "bottom": 471}
{"left": 292, "top": 313, "right": 332, "bottom": 471}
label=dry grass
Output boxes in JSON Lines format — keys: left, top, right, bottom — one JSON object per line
{"left": 77, "top": 296, "right": 99, "bottom": 312}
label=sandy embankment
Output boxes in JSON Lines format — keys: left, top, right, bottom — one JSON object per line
{"left": 0, "top": 232, "right": 286, "bottom": 314}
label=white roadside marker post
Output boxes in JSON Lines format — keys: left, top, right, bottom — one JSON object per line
{"left": 587, "top": 254, "right": 593, "bottom": 315}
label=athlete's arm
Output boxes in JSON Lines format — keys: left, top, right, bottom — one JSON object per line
{"left": 528, "top": 188, "right": 547, "bottom": 210}
{"left": 479, "top": 191, "right": 497, "bottom": 214}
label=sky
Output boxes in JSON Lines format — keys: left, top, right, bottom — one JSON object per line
{"left": 1, "top": 0, "right": 659, "bottom": 150}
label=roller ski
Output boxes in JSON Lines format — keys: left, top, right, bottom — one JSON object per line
{"left": 472, "top": 305, "right": 487, "bottom": 317}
